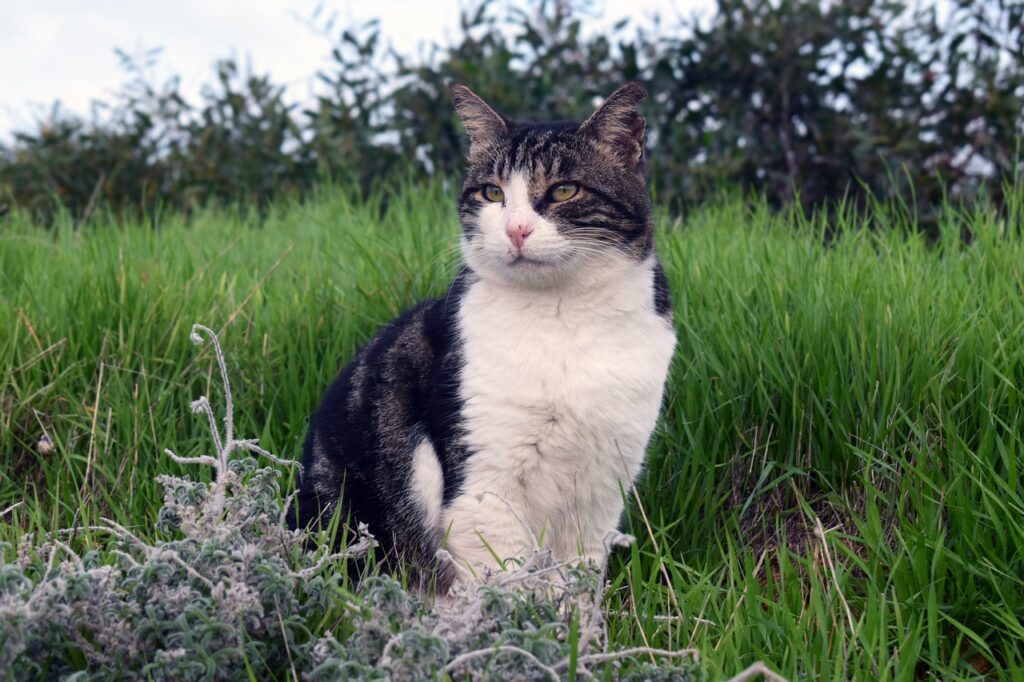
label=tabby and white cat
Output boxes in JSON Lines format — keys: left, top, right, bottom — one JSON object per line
{"left": 291, "top": 82, "right": 677, "bottom": 590}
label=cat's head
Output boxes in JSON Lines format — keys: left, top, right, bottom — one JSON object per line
{"left": 451, "top": 82, "right": 652, "bottom": 290}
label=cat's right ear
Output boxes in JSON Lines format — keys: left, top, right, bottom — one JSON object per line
{"left": 579, "top": 81, "right": 648, "bottom": 168}
{"left": 450, "top": 84, "right": 508, "bottom": 162}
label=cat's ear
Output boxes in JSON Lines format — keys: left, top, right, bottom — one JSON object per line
{"left": 579, "top": 81, "right": 648, "bottom": 167}
{"left": 450, "top": 83, "right": 508, "bottom": 162}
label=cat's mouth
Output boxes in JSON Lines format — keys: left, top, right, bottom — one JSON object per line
{"left": 500, "top": 249, "right": 582, "bottom": 280}
{"left": 507, "top": 254, "right": 552, "bottom": 267}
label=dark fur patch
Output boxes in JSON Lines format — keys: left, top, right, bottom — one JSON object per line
{"left": 653, "top": 261, "right": 673, "bottom": 319}
{"left": 290, "top": 272, "right": 474, "bottom": 590}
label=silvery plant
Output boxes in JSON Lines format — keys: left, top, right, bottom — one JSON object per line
{"left": 0, "top": 325, "right": 702, "bottom": 681}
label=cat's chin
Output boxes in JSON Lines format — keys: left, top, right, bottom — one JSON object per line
{"left": 465, "top": 256, "right": 571, "bottom": 290}
{"left": 504, "top": 254, "right": 562, "bottom": 276}
{"left": 496, "top": 264, "right": 570, "bottom": 290}
{"left": 506, "top": 259, "right": 571, "bottom": 287}
{"left": 506, "top": 254, "right": 548, "bottom": 267}
{"left": 464, "top": 246, "right": 638, "bottom": 293}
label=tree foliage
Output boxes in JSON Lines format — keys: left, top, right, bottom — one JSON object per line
{"left": 1, "top": 0, "right": 1021, "bottom": 224}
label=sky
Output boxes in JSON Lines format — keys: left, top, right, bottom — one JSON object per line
{"left": 0, "top": 0, "right": 711, "bottom": 140}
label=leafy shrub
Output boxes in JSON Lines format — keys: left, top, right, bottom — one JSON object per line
{"left": 647, "top": 0, "right": 1024, "bottom": 216}
{"left": 1, "top": 0, "right": 1021, "bottom": 223}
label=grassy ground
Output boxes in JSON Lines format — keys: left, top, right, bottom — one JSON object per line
{"left": 2, "top": 182, "right": 1023, "bottom": 679}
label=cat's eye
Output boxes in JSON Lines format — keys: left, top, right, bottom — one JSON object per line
{"left": 482, "top": 184, "right": 505, "bottom": 202}
{"left": 550, "top": 182, "right": 579, "bottom": 202}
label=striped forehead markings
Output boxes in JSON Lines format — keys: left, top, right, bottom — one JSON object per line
{"left": 492, "top": 129, "right": 563, "bottom": 178}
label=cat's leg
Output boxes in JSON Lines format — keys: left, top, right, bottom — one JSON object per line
{"left": 574, "top": 493, "right": 629, "bottom": 569}
{"left": 441, "top": 492, "right": 538, "bottom": 580}
{"left": 289, "top": 429, "right": 346, "bottom": 532}
{"left": 378, "top": 435, "right": 453, "bottom": 592}
{"left": 580, "top": 530, "right": 614, "bottom": 569}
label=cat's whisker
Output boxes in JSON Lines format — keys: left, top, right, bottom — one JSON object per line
{"left": 422, "top": 236, "right": 464, "bottom": 269}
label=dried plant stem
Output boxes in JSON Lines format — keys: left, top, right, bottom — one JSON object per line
{"left": 0, "top": 501, "right": 24, "bottom": 518}
{"left": 51, "top": 540, "right": 85, "bottom": 572}
{"left": 443, "top": 645, "right": 561, "bottom": 681}
{"left": 164, "top": 449, "right": 218, "bottom": 467}
{"left": 554, "top": 646, "right": 701, "bottom": 670}
{"left": 814, "top": 516, "right": 856, "bottom": 633}
{"left": 100, "top": 517, "right": 215, "bottom": 591}
{"left": 178, "top": 324, "right": 299, "bottom": 481}
{"left": 714, "top": 549, "right": 766, "bottom": 652}
{"left": 726, "top": 661, "right": 789, "bottom": 682}
{"left": 290, "top": 541, "right": 375, "bottom": 579}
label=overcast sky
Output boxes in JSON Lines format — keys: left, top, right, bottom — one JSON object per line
{"left": 0, "top": 0, "right": 711, "bottom": 140}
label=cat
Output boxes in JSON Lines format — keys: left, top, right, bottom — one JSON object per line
{"left": 290, "top": 81, "right": 677, "bottom": 591}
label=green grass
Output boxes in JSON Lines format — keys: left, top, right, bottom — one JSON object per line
{"left": 3, "top": 182, "right": 1024, "bottom": 679}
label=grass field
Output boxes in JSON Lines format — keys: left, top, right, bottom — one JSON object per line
{"left": 2, "top": 182, "right": 1024, "bottom": 679}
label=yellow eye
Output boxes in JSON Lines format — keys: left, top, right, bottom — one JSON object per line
{"left": 482, "top": 184, "right": 504, "bottom": 202}
{"left": 550, "top": 182, "right": 579, "bottom": 202}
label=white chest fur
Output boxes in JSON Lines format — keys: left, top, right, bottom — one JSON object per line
{"left": 441, "top": 258, "right": 676, "bottom": 573}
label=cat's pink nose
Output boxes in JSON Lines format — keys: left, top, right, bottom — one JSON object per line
{"left": 506, "top": 224, "right": 534, "bottom": 250}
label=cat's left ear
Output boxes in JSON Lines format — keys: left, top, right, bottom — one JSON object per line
{"left": 579, "top": 81, "right": 648, "bottom": 167}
